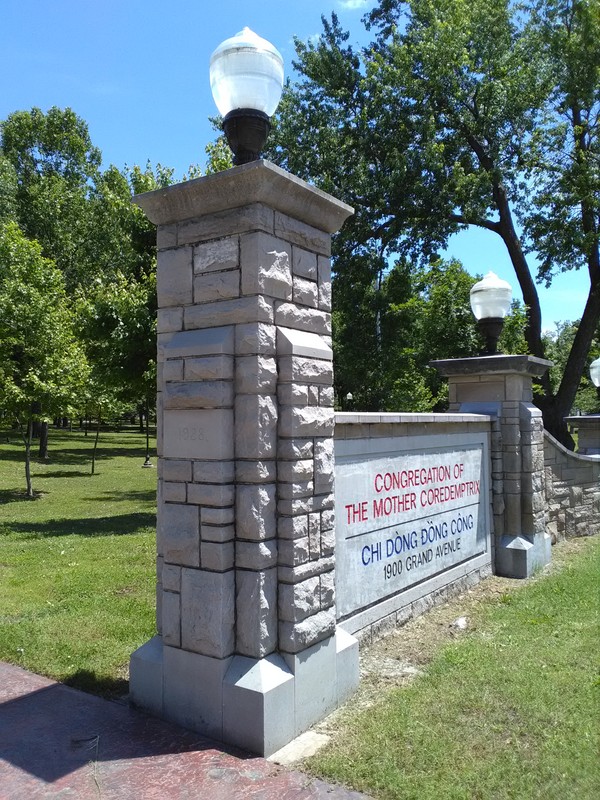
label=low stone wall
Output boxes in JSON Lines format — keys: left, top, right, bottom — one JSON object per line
{"left": 544, "top": 432, "right": 600, "bottom": 540}
{"left": 334, "top": 413, "right": 493, "bottom": 641}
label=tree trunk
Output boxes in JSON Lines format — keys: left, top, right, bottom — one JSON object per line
{"left": 38, "top": 421, "right": 49, "bottom": 459}
{"left": 91, "top": 417, "right": 101, "bottom": 476}
{"left": 24, "top": 418, "right": 33, "bottom": 498}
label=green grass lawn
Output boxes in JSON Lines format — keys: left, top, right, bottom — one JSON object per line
{"left": 0, "top": 426, "right": 156, "bottom": 697}
{"left": 308, "top": 536, "right": 600, "bottom": 800}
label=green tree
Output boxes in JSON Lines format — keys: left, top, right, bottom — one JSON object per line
{"left": 0, "top": 222, "right": 88, "bottom": 495}
{"left": 544, "top": 321, "right": 600, "bottom": 414}
{"left": 267, "top": 0, "right": 599, "bottom": 446}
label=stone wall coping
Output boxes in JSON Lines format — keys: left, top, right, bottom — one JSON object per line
{"left": 335, "top": 412, "right": 492, "bottom": 425}
{"left": 431, "top": 354, "right": 552, "bottom": 378}
{"left": 134, "top": 160, "right": 354, "bottom": 233}
{"left": 544, "top": 429, "right": 600, "bottom": 462}
{"left": 565, "top": 415, "right": 600, "bottom": 426}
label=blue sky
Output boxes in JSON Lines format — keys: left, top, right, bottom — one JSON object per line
{"left": 0, "top": 0, "right": 588, "bottom": 331}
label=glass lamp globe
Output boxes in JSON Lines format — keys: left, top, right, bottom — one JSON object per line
{"left": 470, "top": 271, "right": 513, "bottom": 320}
{"left": 590, "top": 357, "right": 600, "bottom": 388}
{"left": 210, "top": 28, "right": 284, "bottom": 164}
{"left": 469, "top": 271, "right": 513, "bottom": 355}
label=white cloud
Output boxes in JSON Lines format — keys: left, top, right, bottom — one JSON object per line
{"left": 337, "top": 0, "right": 370, "bottom": 10}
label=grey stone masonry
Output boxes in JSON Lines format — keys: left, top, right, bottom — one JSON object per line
{"left": 433, "top": 355, "right": 553, "bottom": 578}
{"left": 543, "top": 430, "right": 600, "bottom": 540}
{"left": 129, "top": 160, "right": 358, "bottom": 757}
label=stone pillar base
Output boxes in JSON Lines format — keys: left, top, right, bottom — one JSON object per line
{"left": 129, "top": 628, "right": 359, "bottom": 757}
{"left": 495, "top": 532, "right": 551, "bottom": 579}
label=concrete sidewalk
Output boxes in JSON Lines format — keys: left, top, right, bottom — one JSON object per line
{"left": 0, "top": 661, "right": 370, "bottom": 799}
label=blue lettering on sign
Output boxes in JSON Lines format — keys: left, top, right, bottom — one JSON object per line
{"left": 362, "top": 541, "right": 382, "bottom": 565}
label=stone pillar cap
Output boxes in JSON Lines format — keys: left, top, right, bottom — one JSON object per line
{"left": 565, "top": 415, "right": 600, "bottom": 424}
{"left": 134, "top": 159, "right": 354, "bottom": 232}
{"left": 431, "top": 354, "right": 552, "bottom": 378}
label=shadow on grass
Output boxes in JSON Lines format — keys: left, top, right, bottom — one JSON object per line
{"left": 84, "top": 489, "right": 157, "bottom": 504}
{"left": 0, "top": 489, "right": 45, "bottom": 504}
{"left": 7, "top": 512, "right": 156, "bottom": 539}
{"left": 64, "top": 669, "right": 129, "bottom": 700}
{"left": 35, "top": 470, "right": 92, "bottom": 479}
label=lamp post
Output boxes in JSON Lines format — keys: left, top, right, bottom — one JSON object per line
{"left": 345, "top": 391, "right": 353, "bottom": 410}
{"left": 590, "top": 356, "right": 600, "bottom": 394}
{"left": 210, "top": 27, "right": 284, "bottom": 165}
{"left": 469, "top": 271, "right": 513, "bottom": 355}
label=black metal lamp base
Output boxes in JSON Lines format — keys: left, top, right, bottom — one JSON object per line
{"left": 223, "top": 109, "right": 271, "bottom": 165}
{"left": 477, "top": 317, "right": 504, "bottom": 355}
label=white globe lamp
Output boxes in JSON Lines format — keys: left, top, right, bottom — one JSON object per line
{"left": 210, "top": 28, "right": 284, "bottom": 165}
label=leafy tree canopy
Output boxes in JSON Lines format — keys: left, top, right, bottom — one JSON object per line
{"left": 267, "top": 0, "right": 599, "bottom": 445}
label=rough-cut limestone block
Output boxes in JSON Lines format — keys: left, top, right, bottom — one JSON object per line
{"left": 241, "top": 232, "right": 293, "bottom": 300}
{"left": 235, "top": 394, "right": 277, "bottom": 459}
{"left": 308, "top": 512, "right": 321, "bottom": 559}
{"left": 177, "top": 204, "right": 275, "bottom": 246}
{"left": 201, "top": 524, "right": 235, "bottom": 544}
{"left": 278, "top": 515, "right": 309, "bottom": 540}
{"left": 235, "top": 322, "right": 276, "bottom": 355}
{"left": 278, "top": 459, "right": 313, "bottom": 483}
{"left": 235, "top": 568, "right": 278, "bottom": 658}
{"left": 236, "top": 460, "right": 277, "bottom": 484}
{"left": 163, "top": 381, "right": 234, "bottom": 410}
{"left": 157, "top": 224, "right": 177, "bottom": 250}
{"left": 274, "top": 303, "right": 330, "bottom": 335}
{"left": 192, "top": 460, "right": 235, "bottom": 484}
{"left": 159, "top": 503, "right": 200, "bottom": 567}
{"left": 278, "top": 384, "right": 309, "bottom": 406}
{"left": 279, "top": 406, "right": 334, "bottom": 438}
{"left": 235, "top": 356, "right": 278, "bottom": 394}
{"left": 157, "top": 307, "right": 184, "bottom": 334}
{"left": 162, "top": 564, "right": 181, "bottom": 593}
{"left": 236, "top": 484, "right": 277, "bottom": 541}
{"left": 278, "top": 555, "right": 335, "bottom": 585}
{"left": 293, "top": 276, "right": 318, "bottom": 308}
{"left": 273, "top": 212, "right": 331, "bottom": 256}
{"left": 319, "top": 571, "right": 335, "bottom": 609}
{"left": 314, "top": 438, "right": 334, "bottom": 493}
{"left": 277, "top": 536, "right": 310, "bottom": 568}
{"left": 181, "top": 568, "right": 235, "bottom": 658}
{"left": 163, "top": 481, "right": 186, "bottom": 503}
{"left": 184, "top": 355, "right": 234, "bottom": 382}
{"left": 201, "top": 506, "right": 235, "bottom": 526}
{"left": 185, "top": 295, "right": 274, "bottom": 330}
{"left": 236, "top": 540, "right": 277, "bottom": 570}
{"left": 319, "top": 278, "right": 332, "bottom": 312}
{"left": 163, "top": 409, "right": 234, "bottom": 460}
{"left": 279, "top": 609, "right": 336, "bottom": 654}
{"left": 162, "top": 326, "right": 235, "bottom": 359}
{"left": 162, "top": 590, "right": 181, "bottom": 647}
{"left": 193, "top": 237, "right": 239, "bottom": 274}
{"left": 187, "top": 482, "right": 235, "bottom": 507}
{"left": 201, "top": 541, "right": 234, "bottom": 572}
{"left": 194, "top": 270, "right": 240, "bottom": 304}
{"left": 292, "top": 246, "right": 318, "bottom": 280}
{"left": 157, "top": 246, "right": 193, "bottom": 307}
{"left": 321, "top": 508, "right": 334, "bottom": 531}
{"left": 321, "top": 527, "right": 335, "bottom": 556}
{"left": 278, "top": 480, "right": 314, "bottom": 500}
{"left": 163, "top": 359, "right": 184, "bottom": 382}
{"left": 278, "top": 576, "right": 319, "bottom": 622}
{"left": 278, "top": 438, "right": 314, "bottom": 460}
{"left": 278, "top": 353, "right": 334, "bottom": 385}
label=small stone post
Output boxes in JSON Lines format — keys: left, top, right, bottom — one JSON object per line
{"left": 433, "top": 355, "right": 552, "bottom": 578}
{"left": 565, "top": 415, "right": 600, "bottom": 455}
{"left": 129, "top": 160, "right": 359, "bottom": 756}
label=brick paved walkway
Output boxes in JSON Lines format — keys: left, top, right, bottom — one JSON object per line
{"left": 0, "top": 662, "right": 370, "bottom": 799}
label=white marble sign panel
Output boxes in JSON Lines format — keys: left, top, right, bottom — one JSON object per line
{"left": 335, "top": 443, "right": 487, "bottom": 618}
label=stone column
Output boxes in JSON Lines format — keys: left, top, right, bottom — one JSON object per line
{"left": 433, "top": 355, "right": 552, "bottom": 578}
{"left": 129, "top": 160, "right": 359, "bottom": 757}
{"left": 565, "top": 415, "right": 600, "bottom": 455}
